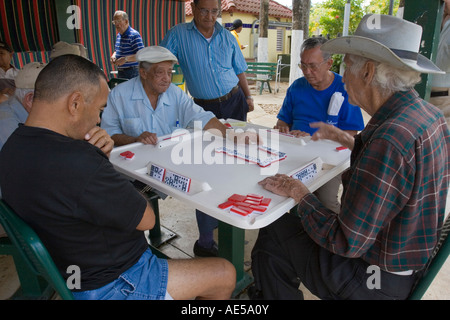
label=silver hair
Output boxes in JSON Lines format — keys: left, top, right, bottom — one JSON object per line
{"left": 139, "top": 61, "right": 175, "bottom": 71}
{"left": 345, "top": 54, "right": 422, "bottom": 94}
{"left": 15, "top": 88, "right": 34, "bottom": 103}
{"left": 139, "top": 61, "right": 153, "bottom": 71}
{"left": 114, "top": 10, "right": 129, "bottom": 21}
{"left": 301, "top": 37, "right": 332, "bottom": 61}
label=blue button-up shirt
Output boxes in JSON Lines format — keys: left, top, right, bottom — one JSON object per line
{"left": 101, "top": 77, "right": 215, "bottom": 138}
{"left": 0, "top": 97, "right": 28, "bottom": 151}
{"left": 160, "top": 21, "right": 248, "bottom": 100}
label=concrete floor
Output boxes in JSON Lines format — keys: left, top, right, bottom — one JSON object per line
{"left": 0, "top": 81, "right": 449, "bottom": 300}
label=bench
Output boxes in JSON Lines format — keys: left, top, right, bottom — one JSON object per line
{"left": 172, "top": 64, "right": 185, "bottom": 91}
{"left": 245, "top": 62, "right": 278, "bottom": 95}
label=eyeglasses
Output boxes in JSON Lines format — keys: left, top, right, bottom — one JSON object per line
{"left": 298, "top": 60, "right": 328, "bottom": 71}
{"left": 111, "top": 19, "right": 124, "bottom": 26}
{"left": 196, "top": 7, "right": 220, "bottom": 17}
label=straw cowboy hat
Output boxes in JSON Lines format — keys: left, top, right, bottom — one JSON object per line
{"left": 50, "top": 41, "right": 81, "bottom": 60}
{"left": 321, "top": 14, "right": 444, "bottom": 74}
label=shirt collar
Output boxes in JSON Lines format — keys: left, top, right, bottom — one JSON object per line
{"left": 131, "top": 77, "right": 171, "bottom": 110}
{"left": 188, "top": 20, "right": 223, "bottom": 38}
{"left": 121, "top": 26, "right": 132, "bottom": 36}
{"left": 359, "top": 90, "right": 418, "bottom": 143}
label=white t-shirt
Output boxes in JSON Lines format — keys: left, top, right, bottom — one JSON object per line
{"left": 0, "top": 65, "right": 18, "bottom": 80}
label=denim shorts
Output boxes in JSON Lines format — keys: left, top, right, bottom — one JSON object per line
{"left": 72, "top": 248, "right": 170, "bottom": 300}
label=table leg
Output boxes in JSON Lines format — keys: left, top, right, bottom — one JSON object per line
{"left": 218, "top": 222, "right": 253, "bottom": 297}
{"left": 147, "top": 194, "right": 177, "bottom": 247}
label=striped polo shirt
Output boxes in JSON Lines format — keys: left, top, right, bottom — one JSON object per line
{"left": 115, "top": 26, "right": 144, "bottom": 69}
{"left": 160, "top": 21, "right": 248, "bottom": 100}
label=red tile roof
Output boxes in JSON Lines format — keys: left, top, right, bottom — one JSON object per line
{"left": 185, "top": 0, "right": 292, "bottom": 19}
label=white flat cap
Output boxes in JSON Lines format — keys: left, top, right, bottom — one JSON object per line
{"left": 15, "top": 62, "right": 46, "bottom": 89}
{"left": 136, "top": 46, "right": 178, "bottom": 64}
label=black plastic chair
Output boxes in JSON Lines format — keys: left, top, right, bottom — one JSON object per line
{"left": 108, "top": 77, "right": 128, "bottom": 89}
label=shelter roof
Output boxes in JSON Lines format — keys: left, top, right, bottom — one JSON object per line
{"left": 185, "top": 0, "right": 293, "bottom": 19}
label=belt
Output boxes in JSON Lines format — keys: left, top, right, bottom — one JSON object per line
{"left": 430, "top": 90, "right": 449, "bottom": 97}
{"left": 385, "top": 269, "right": 414, "bottom": 276}
{"left": 194, "top": 85, "right": 240, "bottom": 105}
{"left": 118, "top": 66, "right": 138, "bottom": 70}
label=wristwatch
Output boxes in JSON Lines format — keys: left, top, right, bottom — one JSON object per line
{"left": 246, "top": 96, "right": 253, "bottom": 100}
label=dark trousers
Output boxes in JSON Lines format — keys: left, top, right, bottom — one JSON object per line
{"left": 194, "top": 87, "right": 249, "bottom": 241}
{"left": 251, "top": 213, "right": 420, "bottom": 300}
{"left": 195, "top": 87, "right": 249, "bottom": 122}
{"left": 118, "top": 66, "right": 139, "bottom": 80}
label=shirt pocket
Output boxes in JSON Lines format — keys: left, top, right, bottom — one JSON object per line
{"left": 122, "top": 118, "right": 144, "bottom": 137}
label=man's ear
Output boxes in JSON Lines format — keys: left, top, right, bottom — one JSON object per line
{"left": 22, "top": 91, "right": 34, "bottom": 113}
{"left": 363, "top": 61, "right": 376, "bottom": 85}
{"left": 67, "top": 91, "right": 84, "bottom": 116}
{"left": 138, "top": 67, "right": 147, "bottom": 80}
{"left": 326, "top": 58, "right": 334, "bottom": 70}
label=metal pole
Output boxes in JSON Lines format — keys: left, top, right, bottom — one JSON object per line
{"left": 340, "top": 0, "right": 351, "bottom": 75}
{"left": 389, "top": 0, "right": 394, "bottom": 15}
{"left": 343, "top": 0, "right": 351, "bottom": 36}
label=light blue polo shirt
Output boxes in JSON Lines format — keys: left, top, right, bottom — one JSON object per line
{"left": 0, "top": 97, "right": 29, "bottom": 151}
{"left": 101, "top": 77, "right": 215, "bottom": 138}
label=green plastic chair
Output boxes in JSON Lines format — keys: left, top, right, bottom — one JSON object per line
{"left": 408, "top": 216, "right": 450, "bottom": 300}
{"left": 172, "top": 64, "right": 185, "bottom": 91}
{"left": 0, "top": 200, "right": 74, "bottom": 300}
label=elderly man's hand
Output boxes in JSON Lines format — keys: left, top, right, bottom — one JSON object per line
{"left": 136, "top": 131, "right": 158, "bottom": 145}
{"left": 259, "top": 174, "right": 309, "bottom": 203}
{"left": 273, "top": 124, "right": 290, "bottom": 134}
{"left": 114, "top": 57, "right": 127, "bottom": 67}
{"left": 247, "top": 97, "right": 255, "bottom": 112}
{"left": 289, "top": 130, "right": 310, "bottom": 138}
{"left": 310, "top": 122, "right": 355, "bottom": 150}
{"left": 85, "top": 127, "right": 115, "bottom": 157}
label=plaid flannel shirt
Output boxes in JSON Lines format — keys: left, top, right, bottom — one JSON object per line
{"left": 299, "top": 90, "right": 450, "bottom": 272}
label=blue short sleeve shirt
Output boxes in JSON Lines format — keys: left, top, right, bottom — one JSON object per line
{"left": 277, "top": 72, "right": 364, "bottom": 135}
{"left": 160, "top": 21, "right": 248, "bottom": 100}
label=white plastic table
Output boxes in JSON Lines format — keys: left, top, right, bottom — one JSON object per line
{"left": 109, "top": 120, "right": 351, "bottom": 294}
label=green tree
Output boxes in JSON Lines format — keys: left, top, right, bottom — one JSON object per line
{"left": 309, "top": 0, "right": 401, "bottom": 72}
{"left": 309, "top": 0, "right": 401, "bottom": 37}
{"left": 366, "top": 0, "right": 400, "bottom": 15}
{"left": 310, "top": 0, "right": 366, "bottom": 38}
